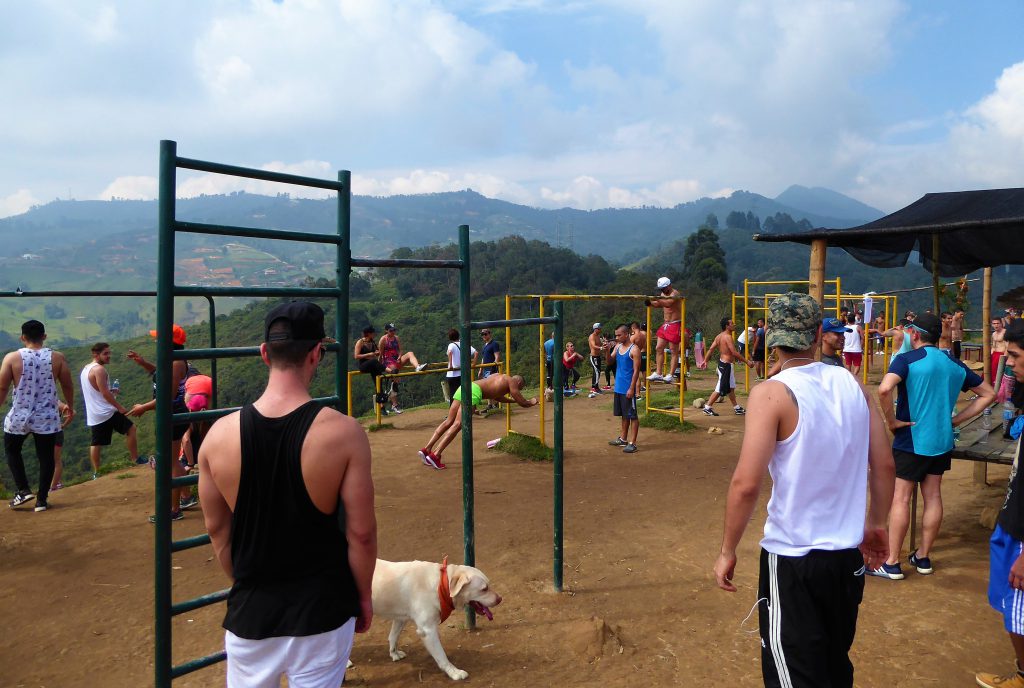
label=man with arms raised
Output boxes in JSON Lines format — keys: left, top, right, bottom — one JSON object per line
{"left": 81, "top": 342, "right": 142, "bottom": 479}
{"left": 869, "top": 312, "right": 994, "bottom": 580}
{"left": 419, "top": 372, "right": 537, "bottom": 469}
{"left": 645, "top": 277, "right": 682, "bottom": 383}
{"left": 702, "top": 317, "right": 754, "bottom": 416}
{"left": 0, "top": 320, "right": 74, "bottom": 511}
{"left": 199, "top": 302, "right": 377, "bottom": 687}
{"left": 714, "top": 293, "right": 895, "bottom": 688}
{"left": 978, "top": 321, "right": 1024, "bottom": 687}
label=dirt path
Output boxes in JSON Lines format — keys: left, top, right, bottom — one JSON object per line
{"left": 0, "top": 380, "right": 1011, "bottom": 687}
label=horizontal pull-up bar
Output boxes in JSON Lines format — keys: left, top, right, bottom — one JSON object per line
{"left": 177, "top": 346, "right": 340, "bottom": 362}
{"left": 171, "top": 589, "right": 229, "bottom": 617}
{"left": 174, "top": 286, "right": 340, "bottom": 298}
{"left": 745, "top": 279, "right": 840, "bottom": 286}
{"left": 508, "top": 294, "right": 681, "bottom": 301}
{"left": 168, "top": 396, "right": 341, "bottom": 425}
{"left": 171, "top": 533, "right": 210, "bottom": 553}
{"left": 470, "top": 317, "right": 558, "bottom": 329}
{"left": 0, "top": 290, "right": 158, "bottom": 297}
{"left": 176, "top": 221, "right": 341, "bottom": 245}
{"left": 171, "top": 652, "right": 227, "bottom": 680}
{"left": 177, "top": 155, "right": 344, "bottom": 192}
{"left": 351, "top": 258, "right": 464, "bottom": 269}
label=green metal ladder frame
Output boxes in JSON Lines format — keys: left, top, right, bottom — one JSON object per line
{"left": 154, "top": 140, "right": 565, "bottom": 686}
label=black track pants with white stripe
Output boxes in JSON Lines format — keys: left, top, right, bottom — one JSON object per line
{"left": 757, "top": 548, "right": 864, "bottom": 688}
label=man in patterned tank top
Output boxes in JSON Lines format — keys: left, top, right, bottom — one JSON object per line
{"left": 0, "top": 320, "right": 75, "bottom": 511}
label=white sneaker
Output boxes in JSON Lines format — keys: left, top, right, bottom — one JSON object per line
{"left": 646, "top": 372, "right": 661, "bottom": 381}
{"left": 415, "top": 363, "right": 428, "bottom": 372}
{"left": 588, "top": 391, "right": 598, "bottom": 398}
{"left": 661, "top": 374, "right": 675, "bottom": 383}
{"left": 390, "top": 406, "right": 403, "bottom": 415}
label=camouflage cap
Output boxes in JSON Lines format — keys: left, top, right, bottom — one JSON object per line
{"left": 766, "top": 292, "right": 821, "bottom": 350}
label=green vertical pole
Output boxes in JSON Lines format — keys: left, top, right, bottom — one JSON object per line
{"left": 155, "top": 139, "right": 176, "bottom": 688}
{"left": 552, "top": 301, "right": 564, "bottom": 591}
{"left": 204, "top": 295, "right": 217, "bottom": 408}
{"left": 458, "top": 224, "right": 475, "bottom": 630}
{"left": 337, "top": 171, "right": 351, "bottom": 414}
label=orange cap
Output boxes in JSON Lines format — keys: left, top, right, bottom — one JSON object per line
{"left": 149, "top": 324, "right": 186, "bottom": 346}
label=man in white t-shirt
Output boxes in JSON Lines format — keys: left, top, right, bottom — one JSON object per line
{"left": 81, "top": 342, "right": 141, "bottom": 478}
{"left": 444, "top": 328, "right": 477, "bottom": 404}
{"left": 842, "top": 314, "right": 864, "bottom": 375}
{"left": 713, "top": 293, "right": 895, "bottom": 688}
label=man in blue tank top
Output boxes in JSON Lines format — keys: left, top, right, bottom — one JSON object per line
{"left": 607, "top": 324, "right": 641, "bottom": 453}
{"left": 199, "top": 302, "right": 377, "bottom": 687}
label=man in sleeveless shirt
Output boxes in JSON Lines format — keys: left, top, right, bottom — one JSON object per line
{"left": 714, "top": 293, "right": 895, "bottom": 688}
{"left": 0, "top": 320, "right": 75, "bottom": 511}
{"left": 199, "top": 301, "right": 377, "bottom": 687}
{"left": 607, "top": 324, "right": 641, "bottom": 453}
{"left": 81, "top": 342, "right": 140, "bottom": 479}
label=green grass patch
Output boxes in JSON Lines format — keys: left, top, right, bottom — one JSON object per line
{"left": 494, "top": 432, "right": 553, "bottom": 462}
{"left": 366, "top": 423, "right": 395, "bottom": 432}
{"left": 115, "top": 473, "right": 138, "bottom": 480}
{"left": 638, "top": 412, "right": 697, "bottom": 433}
{"left": 97, "top": 455, "right": 136, "bottom": 477}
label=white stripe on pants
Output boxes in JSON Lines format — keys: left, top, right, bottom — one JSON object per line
{"left": 767, "top": 553, "right": 794, "bottom": 688}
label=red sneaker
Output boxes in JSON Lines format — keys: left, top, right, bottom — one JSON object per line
{"left": 418, "top": 449, "right": 430, "bottom": 465}
{"left": 424, "top": 452, "right": 446, "bottom": 470}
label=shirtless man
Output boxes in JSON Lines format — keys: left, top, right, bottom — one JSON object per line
{"left": 630, "top": 321, "right": 647, "bottom": 385}
{"left": 702, "top": 317, "right": 754, "bottom": 417}
{"left": 587, "top": 324, "right": 610, "bottom": 397}
{"left": 950, "top": 309, "right": 965, "bottom": 360}
{"left": 938, "top": 311, "right": 953, "bottom": 355}
{"left": 645, "top": 277, "right": 682, "bottom": 383}
{"left": 418, "top": 373, "right": 538, "bottom": 469}
{"left": 994, "top": 317, "right": 1009, "bottom": 385}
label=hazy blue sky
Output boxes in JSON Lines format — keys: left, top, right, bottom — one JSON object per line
{"left": 2, "top": 0, "right": 1022, "bottom": 217}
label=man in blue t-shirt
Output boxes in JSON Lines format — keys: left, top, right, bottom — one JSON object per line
{"left": 543, "top": 332, "right": 555, "bottom": 392}
{"left": 870, "top": 312, "right": 994, "bottom": 580}
{"left": 479, "top": 329, "right": 501, "bottom": 411}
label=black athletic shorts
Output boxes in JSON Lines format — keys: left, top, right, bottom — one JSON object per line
{"left": 758, "top": 548, "right": 865, "bottom": 688}
{"left": 893, "top": 449, "right": 951, "bottom": 483}
{"left": 90, "top": 412, "right": 134, "bottom": 446}
{"left": 716, "top": 360, "right": 734, "bottom": 396}
{"left": 613, "top": 392, "right": 637, "bottom": 419}
{"left": 54, "top": 430, "right": 64, "bottom": 447}
{"left": 640, "top": 353, "right": 647, "bottom": 373}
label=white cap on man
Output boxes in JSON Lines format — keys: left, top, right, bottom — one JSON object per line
{"left": 657, "top": 276, "right": 671, "bottom": 289}
{"left": 593, "top": 323, "right": 601, "bottom": 330}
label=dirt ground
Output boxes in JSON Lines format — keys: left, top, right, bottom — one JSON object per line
{"left": 0, "top": 371, "right": 1014, "bottom": 687}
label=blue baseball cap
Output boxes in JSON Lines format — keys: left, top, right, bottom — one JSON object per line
{"left": 822, "top": 318, "right": 852, "bottom": 334}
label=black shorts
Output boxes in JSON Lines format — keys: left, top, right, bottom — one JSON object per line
{"left": 613, "top": 392, "right": 637, "bottom": 419}
{"left": 172, "top": 421, "right": 190, "bottom": 441}
{"left": 893, "top": 449, "right": 951, "bottom": 482}
{"left": 716, "top": 360, "right": 735, "bottom": 396}
{"left": 758, "top": 548, "right": 864, "bottom": 688}
{"left": 90, "top": 412, "right": 134, "bottom": 446}
{"left": 54, "top": 430, "right": 64, "bottom": 447}
{"left": 640, "top": 353, "right": 647, "bottom": 373}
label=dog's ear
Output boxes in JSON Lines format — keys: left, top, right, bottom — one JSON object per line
{"left": 449, "top": 570, "right": 470, "bottom": 599}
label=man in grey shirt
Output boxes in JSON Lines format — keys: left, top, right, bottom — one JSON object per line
{"left": 821, "top": 318, "right": 850, "bottom": 367}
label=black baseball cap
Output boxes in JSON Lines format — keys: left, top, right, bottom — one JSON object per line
{"left": 264, "top": 302, "right": 325, "bottom": 343}
{"left": 909, "top": 312, "right": 941, "bottom": 341}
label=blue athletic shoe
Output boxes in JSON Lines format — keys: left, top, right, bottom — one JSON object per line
{"left": 866, "top": 562, "right": 904, "bottom": 580}
{"left": 909, "top": 550, "right": 933, "bottom": 575}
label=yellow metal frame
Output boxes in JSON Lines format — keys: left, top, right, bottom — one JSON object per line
{"left": 347, "top": 361, "right": 492, "bottom": 424}
{"left": 733, "top": 279, "right": 899, "bottom": 390}
{"left": 507, "top": 293, "right": 685, "bottom": 446}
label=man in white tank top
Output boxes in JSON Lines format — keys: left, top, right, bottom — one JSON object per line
{"left": 81, "top": 342, "right": 139, "bottom": 478}
{"left": 713, "top": 293, "right": 895, "bottom": 688}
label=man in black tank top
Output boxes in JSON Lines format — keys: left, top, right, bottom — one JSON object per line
{"left": 198, "top": 302, "right": 377, "bottom": 687}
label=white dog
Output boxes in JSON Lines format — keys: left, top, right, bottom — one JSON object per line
{"left": 371, "top": 557, "right": 502, "bottom": 681}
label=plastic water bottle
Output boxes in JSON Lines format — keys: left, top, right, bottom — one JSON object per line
{"left": 980, "top": 408, "right": 992, "bottom": 444}
{"left": 1004, "top": 400, "right": 1016, "bottom": 438}
{"left": 111, "top": 378, "right": 120, "bottom": 395}
{"left": 952, "top": 411, "right": 960, "bottom": 444}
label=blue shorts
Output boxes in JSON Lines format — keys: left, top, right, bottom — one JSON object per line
{"left": 989, "top": 524, "right": 1024, "bottom": 634}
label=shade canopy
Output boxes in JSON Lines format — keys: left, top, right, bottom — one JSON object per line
{"left": 753, "top": 188, "right": 1024, "bottom": 276}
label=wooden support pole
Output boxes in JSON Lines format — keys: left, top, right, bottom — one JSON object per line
{"left": 978, "top": 267, "right": 993, "bottom": 486}
{"left": 931, "top": 234, "right": 941, "bottom": 313}
{"left": 809, "top": 239, "right": 827, "bottom": 307}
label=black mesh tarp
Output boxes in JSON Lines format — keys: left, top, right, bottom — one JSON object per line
{"left": 754, "top": 188, "right": 1024, "bottom": 276}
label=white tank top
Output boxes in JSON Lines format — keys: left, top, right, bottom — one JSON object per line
{"left": 3, "top": 348, "right": 62, "bottom": 435}
{"left": 760, "top": 362, "right": 870, "bottom": 556}
{"left": 843, "top": 326, "right": 862, "bottom": 353}
{"left": 81, "top": 362, "right": 117, "bottom": 426}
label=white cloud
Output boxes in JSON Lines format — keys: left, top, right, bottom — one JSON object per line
{"left": 99, "top": 176, "right": 157, "bottom": 200}
{"left": 0, "top": 190, "right": 41, "bottom": 217}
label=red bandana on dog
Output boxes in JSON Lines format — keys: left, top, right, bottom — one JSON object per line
{"left": 438, "top": 555, "right": 455, "bottom": 623}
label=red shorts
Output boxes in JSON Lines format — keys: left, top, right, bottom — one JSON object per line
{"left": 656, "top": 321, "right": 681, "bottom": 344}
{"left": 843, "top": 351, "right": 862, "bottom": 366}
